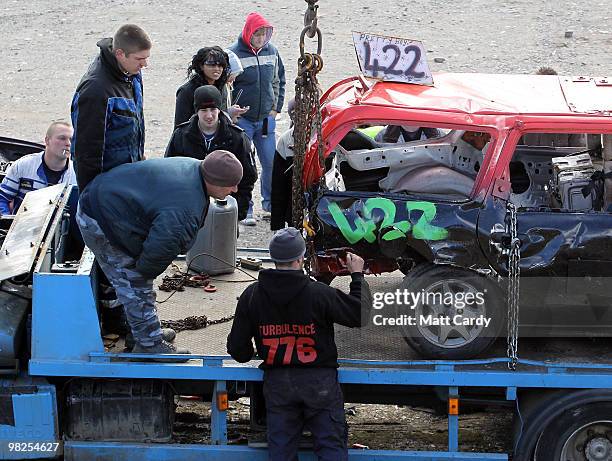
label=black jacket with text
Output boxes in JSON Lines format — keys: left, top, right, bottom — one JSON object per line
{"left": 165, "top": 113, "right": 256, "bottom": 220}
{"left": 227, "top": 269, "right": 367, "bottom": 369}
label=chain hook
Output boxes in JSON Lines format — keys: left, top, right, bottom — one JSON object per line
{"left": 303, "top": 0, "right": 319, "bottom": 38}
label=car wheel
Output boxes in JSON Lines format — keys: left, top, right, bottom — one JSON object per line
{"left": 533, "top": 403, "right": 612, "bottom": 461}
{"left": 399, "top": 264, "right": 504, "bottom": 359}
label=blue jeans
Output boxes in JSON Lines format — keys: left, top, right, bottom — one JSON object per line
{"left": 237, "top": 115, "right": 276, "bottom": 213}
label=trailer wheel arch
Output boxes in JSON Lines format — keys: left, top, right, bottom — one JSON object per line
{"left": 513, "top": 388, "right": 612, "bottom": 461}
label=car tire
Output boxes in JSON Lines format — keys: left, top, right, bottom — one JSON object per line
{"left": 399, "top": 263, "right": 505, "bottom": 359}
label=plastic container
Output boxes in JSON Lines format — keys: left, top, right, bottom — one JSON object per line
{"left": 186, "top": 196, "right": 237, "bottom": 275}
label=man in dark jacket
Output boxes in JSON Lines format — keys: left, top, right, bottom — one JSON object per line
{"left": 227, "top": 228, "right": 368, "bottom": 460}
{"left": 71, "top": 24, "right": 151, "bottom": 191}
{"left": 78, "top": 151, "right": 243, "bottom": 359}
{"left": 229, "top": 12, "right": 286, "bottom": 220}
{"left": 166, "top": 85, "right": 256, "bottom": 221}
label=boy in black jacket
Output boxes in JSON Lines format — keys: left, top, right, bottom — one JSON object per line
{"left": 227, "top": 227, "right": 368, "bottom": 461}
{"left": 166, "top": 85, "right": 256, "bottom": 221}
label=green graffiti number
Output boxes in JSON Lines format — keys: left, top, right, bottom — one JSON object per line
{"left": 362, "top": 198, "right": 411, "bottom": 241}
{"left": 327, "top": 197, "right": 449, "bottom": 243}
{"left": 405, "top": 201, "right": 449, "bottom": 241}
{"left": 327, "top": 202, "right": 377, "bottom": 244}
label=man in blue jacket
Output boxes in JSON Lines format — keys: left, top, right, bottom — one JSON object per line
{"left": 71, "top": 24, "right": 151, "bottom": 192}
{"left": 77, "top": 151, "right": 243, "bottom": 359}
{"left": 229, "top": 12, "right": 286, "bottom": 223}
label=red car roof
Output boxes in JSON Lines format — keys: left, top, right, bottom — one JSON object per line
{"left": 303, "top": 73, "right": 611, "bottom": 186}
{"left": 330, "top": 73, "right": 611, "bottom": 116}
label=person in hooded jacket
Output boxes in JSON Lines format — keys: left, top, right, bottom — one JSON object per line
{"left": 227, "top": 228, "right": 369, "bottom": 461}
{"left": 71, "top": 24, "right": 151, "bottom": 192}
{"left": 228, "top": 12, "right": 286, "bottom": 223}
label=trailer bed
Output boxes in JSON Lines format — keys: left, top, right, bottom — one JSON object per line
{"left": 156, "top": 262, "right": 612, "bottom": 365}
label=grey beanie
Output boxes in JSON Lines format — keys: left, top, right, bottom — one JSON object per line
{"left": 269, "top": 227, "right": 306, "bottom": 263}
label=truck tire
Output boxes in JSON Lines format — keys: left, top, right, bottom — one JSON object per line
{"left": 534, "top": 402, "right": 612, "bottom": 460}
{"left": 513, "top": 389, "right": 612, "bottom": 461}
{"left": 399, "top": 263, "right": 504, "bottom": 359}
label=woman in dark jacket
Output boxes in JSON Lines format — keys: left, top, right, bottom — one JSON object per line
{"left": 174, "top": 47, "right": 245, "bottom": 127}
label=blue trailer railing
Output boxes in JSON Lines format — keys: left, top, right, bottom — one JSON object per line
{"left": 26, "top": 353, "right": 612, "bottom": 461}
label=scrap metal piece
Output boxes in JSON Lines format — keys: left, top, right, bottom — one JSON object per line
{"left": 0, "top": 184, "right": 67, "bottom": 282}
{"left": 560, "top": 76, "right": 612, "bottom": 114}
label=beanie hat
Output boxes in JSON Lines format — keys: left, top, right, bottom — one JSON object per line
{"left": 225, "top": 49, "right": 243, "bottom": 78}
{"left": 200, "top": 150, "right": 243, "bottom": 187}
{"left": 269, "top": 227, "right": 306, "bottom": 263}
{"left": 194, "top": 85, "right": 222, "bottom": 112}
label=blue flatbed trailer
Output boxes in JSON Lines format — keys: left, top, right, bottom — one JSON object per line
{"left": 3, "top": 186, "right": 612, "bottom": 461}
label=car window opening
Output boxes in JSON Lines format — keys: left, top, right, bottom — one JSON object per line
{"left": 510, "top": 133, "right": 610, "bottom": 212}
{"left": 324, "top": 125, "right": 491, "bottom": 202}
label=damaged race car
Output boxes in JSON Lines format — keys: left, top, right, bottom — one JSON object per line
{"left": 302, "top": 73, "right": 612, "bottom": 359}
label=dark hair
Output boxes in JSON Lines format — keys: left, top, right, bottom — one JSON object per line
{"left": 536, "top": 67, "right": 558, "bottom": 75}
{"left": 187, "top": 46, "right": 229, "bottom": 90}
{"left": 113, "top": 24, "right": 152, "bottom": 55}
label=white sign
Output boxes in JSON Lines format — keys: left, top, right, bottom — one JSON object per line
{"left": 352, "top": 32, "right": 434, "bottom": 86}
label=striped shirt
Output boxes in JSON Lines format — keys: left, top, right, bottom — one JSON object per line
{"left": 0, "top": 152, "right": 76, "bottom": 215}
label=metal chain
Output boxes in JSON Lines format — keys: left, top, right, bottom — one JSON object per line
{"left": 303, "top": 0, "right": 319, "bottom": 38}
{"left": 292, "top": 0, "right": 324, "bottom": 231}
{"left": 506, "top": 202, "right": 521, "bottom": 370}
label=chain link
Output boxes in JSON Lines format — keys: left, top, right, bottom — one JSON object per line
{"left": 292, "top": 0, "right": 325, "bottom": 231}
{"left": 505, "top": 202, "right": 521, "bottom": 370}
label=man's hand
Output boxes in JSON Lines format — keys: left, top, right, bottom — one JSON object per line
{"left": 345, "top": 252, "right": 365, "bottom": 273}
{"left": 269, "top": 110, "right": 278, "bottom": 119}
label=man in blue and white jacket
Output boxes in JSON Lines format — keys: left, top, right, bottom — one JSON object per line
{"left": 70, "top": 24, "right": 151, "bottom": 192}
{"left": 0, "top": 122, "right": 76, "bottom": 215}
{"left": 229, "top": 12, "right": 286, "bottom": 222}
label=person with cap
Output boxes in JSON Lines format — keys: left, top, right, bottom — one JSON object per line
{"left": 228, "top": 12, "right": 286, "bottom": 224}
{"left": 173, "top": 46, "right": 248, "bottom": 128}
{"left": 270, "top": 97, "right": 295, "bottom": 230}
{"left": 166, "top": 85, "right": 257, "bottom": 223}
{"left": 227, "top": 228, "right": 369, "bottom": 460}
{"left": 77, "top": 150, "right": 243, "bottom": 360}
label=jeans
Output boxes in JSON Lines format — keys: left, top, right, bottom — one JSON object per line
{"left": 237, "top": 115, "right": 276, "bottom": 213}
{"left": 76, "top": 207, "right": 163, "bottom": 347}
{"left": 263, "top": 368, "right": 348, "bottom": 461}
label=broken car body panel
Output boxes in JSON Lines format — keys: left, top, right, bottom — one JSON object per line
{"left": 304, "top": 73, "right": 612, "bottom": 280}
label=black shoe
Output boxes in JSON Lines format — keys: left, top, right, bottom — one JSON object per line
{"left": 125, "top": 328, "right": 177, "bottom": 351}
{"left": 131, "top": 340, "right": 191, "bottom": 363}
